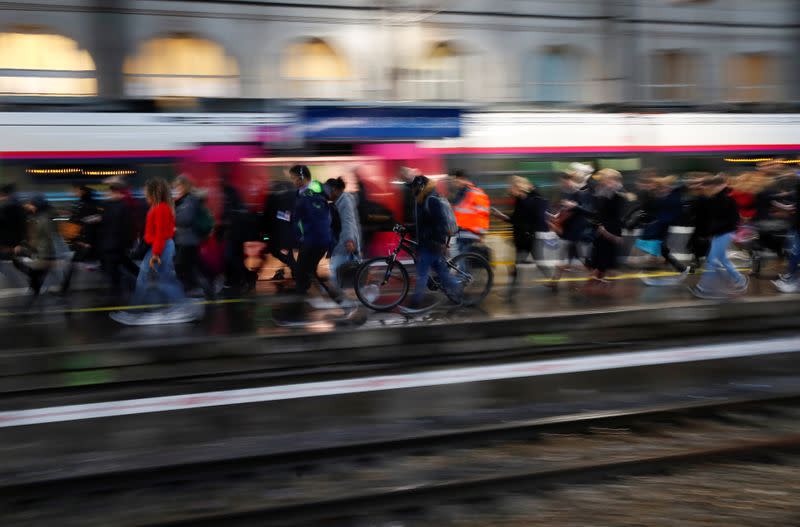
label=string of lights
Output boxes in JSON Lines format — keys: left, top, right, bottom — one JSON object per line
{"left": 724, "top": 158, "right": 800, "bottom": 164}
{"left": 25, "top": 168, "right": 137, "bottom": 176}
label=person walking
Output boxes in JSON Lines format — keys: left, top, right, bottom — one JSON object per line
{"left": 12, "top": 194, "right": 58, "bottom": 304}
{"left": 565, "top": 169, "right": 626, "bottom": 286}
{"left": 290, "top": 165, "right": 342, "bottom": 303}
{"left": 325, "top": 177, "right": 361, "bottom": 288}
{"left": 173, "top": 175, "right": 208, "bottom": 296}
{"left": 773, "top": 170, "right": 800, "bottom": 292}
{"left": 493, "top": 175, "right": 549, "bottom": 298}
{"left": 450, "top": 170, "right": 490, "bottom": 257}
{"left": 690, "top": 175, "right": 748, "bottom": 298}
{"left": 262, "top": 179, "right": 297, "bottom": 282}
{"left": 60, "top": 184, "right": 101, "bottom": 294}
{"left": 98, "top": 178, "right": 138, "bottom": 299}
{"left": 111, "top": 178, "right": 199, "bottom": 325}
{"left": 0, "top": 184, "right": 27, "bottom": 261}
{"left": 408, "top": 175, "right": 462, "bottom": 308}
{"left": 549, "top": 171, "right": 591, "bottom": 288}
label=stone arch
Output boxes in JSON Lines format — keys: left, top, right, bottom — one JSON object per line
{"left": 0, "top": 26, "right": 97, "bottom": 96}
{"left": 281, "top": 37, "right": 353, "bottom": 99}
{"left": 124, "top": 33, "right": 240, "bottom": 98}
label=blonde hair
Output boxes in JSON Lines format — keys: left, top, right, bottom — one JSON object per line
{"left": 594, "top": 168, "right": 623, "bottom": 183}
{"left": 651, "top": 175, "right": 678, "bottom": 188}
{"left": 509, "top": 175, "right": 533, "bottom": 194}
{"left": 731, "top": 171, "right": 770, "bottom": 194}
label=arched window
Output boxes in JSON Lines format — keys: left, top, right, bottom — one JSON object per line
{"left": 124, "top": 34, "right": 239, "bottom": 98}
{"left": 0, "top": 29, "right": 96, "bottom": 96}
{"left": 726, "top": 53, "right": 781, "bottom": 102}
{"left": 397, "top": 41, "right": 465, "bottom": 101}
{"left": 523, "top": 47, "right": 582, "bottom": 103}
{"left": 282, "top": 38, "right": 351, "bottom": 99}
{"left": 646, "top": 50, "right": 701, "bottom": 102}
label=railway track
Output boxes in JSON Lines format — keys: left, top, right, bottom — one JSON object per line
{"left": 5, "top": 393, "right": 800, "bottom": 526}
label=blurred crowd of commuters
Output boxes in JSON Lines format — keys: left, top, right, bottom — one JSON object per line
{"left": 0, "top": 157, "right": 799, "bottom": 315}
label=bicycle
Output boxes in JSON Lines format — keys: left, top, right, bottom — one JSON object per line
{"left": 354, "top": 224, "right": 493, "bottom": 311}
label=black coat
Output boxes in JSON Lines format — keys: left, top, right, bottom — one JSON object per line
{"left": 100, "top": 198, "right": 133, "bottom": 254}
{"left": 510, "top": 190, "right": 548, "bottom": 249}
{"left": 706, "top": 188, "right": 740, "bottom": 237}
{"left": 263, "top": 189, "right": 297, "bottom": 250}
{"left": 68, "top": 194, "right": 101, "bottom": 249}
{"left": 592, "top": 192, "right": 625, "bottom": 237}
{"left": 0, "top": 195, "right": 27, "bottom": 249}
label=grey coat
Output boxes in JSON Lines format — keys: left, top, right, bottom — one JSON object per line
{"left": 174, "top": 193, "right": 200, "bottom": 247}
{"left": 333, "top": 192, "right": 362, "bottom": 256}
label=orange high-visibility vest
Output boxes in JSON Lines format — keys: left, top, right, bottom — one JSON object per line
{"left": 453, "top": 185, "right": 490, "bottom": 236}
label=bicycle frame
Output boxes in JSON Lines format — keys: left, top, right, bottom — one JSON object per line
{"left": 382, "top": 228, "right": 473, "bottom": 288}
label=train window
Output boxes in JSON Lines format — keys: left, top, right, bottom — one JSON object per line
{"left": 597, "top": 158, "right": 641, "bottom": 172}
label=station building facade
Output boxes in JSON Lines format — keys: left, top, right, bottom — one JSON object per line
{"left": 0, "top": 0, "right": 797, "bottom": 105}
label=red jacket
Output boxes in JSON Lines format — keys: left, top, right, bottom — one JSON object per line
{"left": 144, "top": 203, "right": 175, "bottom": 257}
{"left": 730, "top": 189, "right": 756, "bottom": 221}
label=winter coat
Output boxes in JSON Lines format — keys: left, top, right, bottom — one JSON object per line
{"left": 706, "top": 187, "right": 740, "bottom": 237}
{"left": 23, "top": 211, "right": 57, "bottom": 269}
{"left": 510, "top": 189, "right": 548, "bottom": 249}
{"left": 294, "top": 180, "right": 333, "bottom": 249}
{"left": 174, "top": 193, "right": 201, "bottom": 247}
{"left": 414, "top": 180, "right": 449, "bottom": 252}
{"left": 642, "top": 186, "right": 685, "bottom": 240}
{"left": 0, "top": 195, "right": 26, "bottom": 249}
{"left": 332, "top": 191, "right": 362, "bottom": 257}
{"left": 100, "top": 198, "right": 133, "bottom": 254}
{"left": 263, "top": 188, "right": 297, "bottom": 250}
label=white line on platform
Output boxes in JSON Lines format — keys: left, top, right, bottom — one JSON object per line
{"left": 1, "top": 337, "right": 799, "bottom": 429}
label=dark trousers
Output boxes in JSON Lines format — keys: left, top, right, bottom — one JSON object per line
{"left": 660, "top": 242, "right": 686, "bottom": 272}
{"left": 295, "top": 245, "right": 341, "bottom": 301}
{"left": 270, "top": 246, "right": 297, "bottom": 275}
{"left": 13, "top": 259, "right": 49, "bottom": 296}
{"left": 102, "top": 251, "right": 139, "bottom": 297}
{"left": 61, "top": 244, "right": 93, "bottom": 293}
{"left": 175, "top": 244, "right": 202, "bottom": 292}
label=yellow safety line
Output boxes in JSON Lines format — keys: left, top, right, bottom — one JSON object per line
{"left": 0, "top": 298, "right": 249, "bottom": 318}
{"left": 0, "top": 267, "right": 753, "bottom": 317}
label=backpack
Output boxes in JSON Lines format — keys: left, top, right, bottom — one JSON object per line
{"left": 427, "top": 194, "right": 459, "bottom": 238}
{"left": 193, "top": 204, "right": 215, "bottom": 239}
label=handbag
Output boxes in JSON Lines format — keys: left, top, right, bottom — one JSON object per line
{"left": 130, "top": 238, "right": 149, "bottom": 261}
{"left": 337, "top": 253, "right": 361, "bottom": 289}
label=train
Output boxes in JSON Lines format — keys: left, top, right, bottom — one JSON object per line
{"left": 1, "top": 110, "right": 798, "bottom": 256}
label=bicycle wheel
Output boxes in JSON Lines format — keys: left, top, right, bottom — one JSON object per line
{"left": 355, "top": 257, "right": 410, "bottom": 311}
{"left": 446, "top": 252, "right": 493, "bottom": 306}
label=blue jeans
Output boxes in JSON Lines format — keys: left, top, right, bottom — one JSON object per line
{"left": 785, "top": 229, "right": 800, "bottom": 279}
{"left": 131, "top": 240, "right": 186, "bottom": 306}
{"left": 698, "top": 232, "right": 744, "bottom": 289}
{"left": 412, "top": 246, "right": 461, "bottom": 305}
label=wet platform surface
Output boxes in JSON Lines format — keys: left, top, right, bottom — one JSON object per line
{"left": 0, "top": 266, "right": 787, "bottom": 354}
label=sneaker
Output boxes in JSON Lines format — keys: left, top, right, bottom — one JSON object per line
{"left": 773, "top": 279, "right": 800, "bottom": 294}
{"left": 688, "top": 284, "right": 724, "bottom": 300}
{"left": 731, "top": 275, "right": 749, "bottom": 293}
